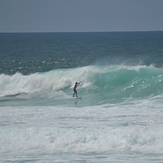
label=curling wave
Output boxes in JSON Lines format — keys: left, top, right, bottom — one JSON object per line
{"left": 1, "top": 64, "right": 163, "bottom": 106}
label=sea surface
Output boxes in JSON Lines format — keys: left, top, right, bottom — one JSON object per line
{"left": 0, "top": 32, "right": 163, "bottom": 162}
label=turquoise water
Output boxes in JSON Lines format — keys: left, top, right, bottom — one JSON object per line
{"left": 0, "top": 32, "right": 163, "bottom": 162}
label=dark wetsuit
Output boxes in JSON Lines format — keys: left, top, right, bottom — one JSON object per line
{"left": 73, "top": 82, "right": 80, "bottom": 97}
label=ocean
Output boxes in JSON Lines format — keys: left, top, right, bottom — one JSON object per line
{"left": 0, "top": 31, "right": 163, "bottom": 162}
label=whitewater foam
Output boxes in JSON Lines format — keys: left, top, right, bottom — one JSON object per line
{"left": 1, "top": 103, "right": 163, "bottom": 163}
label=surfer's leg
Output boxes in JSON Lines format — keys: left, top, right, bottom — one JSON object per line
{"left": 73, "top": 89, "right": 77, "bottom": 97}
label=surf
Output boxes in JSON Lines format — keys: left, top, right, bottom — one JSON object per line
{"left": 1, "top": 64, "right": 163, "bottom": 106}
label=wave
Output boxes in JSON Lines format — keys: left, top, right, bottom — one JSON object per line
{"left": 2, "top": 123, "right": 163, "bottom": 155}
{"left": 1, "top": 64, "right": 163, "bottom": 106}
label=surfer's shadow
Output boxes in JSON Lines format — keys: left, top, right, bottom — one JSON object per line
{"left": 74, "top": 97, "right": 81, "bottom": 105}
{"left": 74, "top": 98, "right": 79, "bottom": 104}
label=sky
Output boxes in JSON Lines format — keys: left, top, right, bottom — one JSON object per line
{"left": 0, "top": 0, "right": 163, "bottom": 33}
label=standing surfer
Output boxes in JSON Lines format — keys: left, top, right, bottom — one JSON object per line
{"left": 73, "top": 81, "right": 82, "bottom": 97}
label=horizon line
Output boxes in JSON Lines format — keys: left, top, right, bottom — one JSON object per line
{"left": 0, "top": 30, "right": 163, "bottom": 34}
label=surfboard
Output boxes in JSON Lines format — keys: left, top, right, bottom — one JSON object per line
{"left": 73, "top": 96, "right": 81, "bottom": 98}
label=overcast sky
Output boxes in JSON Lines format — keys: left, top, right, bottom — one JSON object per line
{"left": 0, "top": 0, "right": 163, "bottom": 33}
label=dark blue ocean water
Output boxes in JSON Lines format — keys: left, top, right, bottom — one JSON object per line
{"left": 1, "top": 32, "right": 163, "bottom": 163}
{"left": 1, "top": 32, "right": 163, "bottom": 75}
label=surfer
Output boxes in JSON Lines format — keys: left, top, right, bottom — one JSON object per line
{"left": 73, "top": 81, "right": 82, "bottom": 97}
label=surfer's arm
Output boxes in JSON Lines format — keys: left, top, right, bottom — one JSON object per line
{"left": 77, "top": 82, "right": 81, "bottom": 86}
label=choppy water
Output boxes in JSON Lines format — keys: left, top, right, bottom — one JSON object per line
{"left": 0, "top": 32, "right": 163, "bottom": 162}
